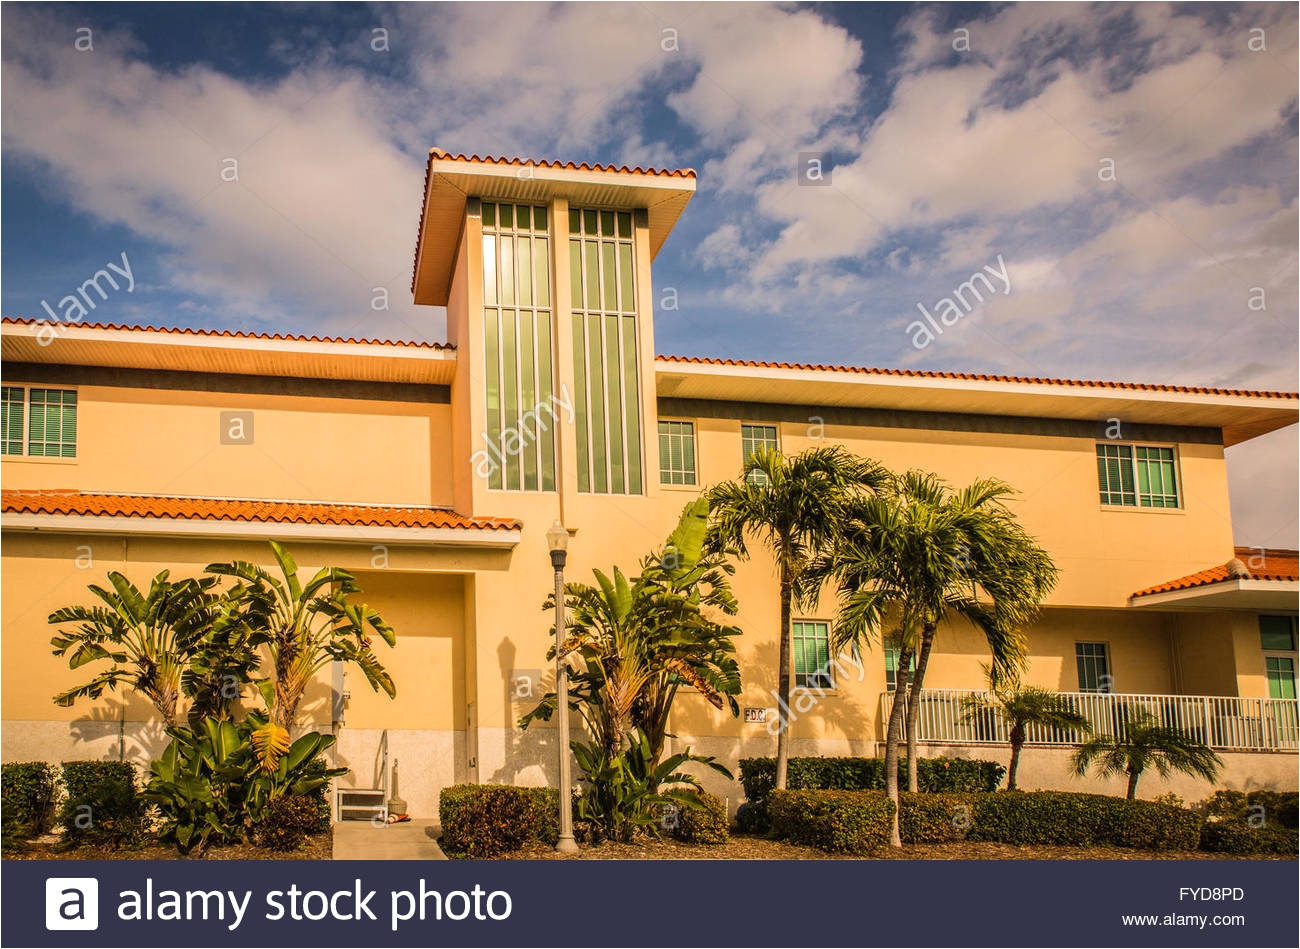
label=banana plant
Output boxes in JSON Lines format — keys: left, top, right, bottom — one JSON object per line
{"left": 207, "top": 541, "right": 395, "bottom": 770}
{"left": 572, "top": 729, "right": 731, "bottom": 842}
{"left": 49, "top": 571, "right": 224, "bottom": 726}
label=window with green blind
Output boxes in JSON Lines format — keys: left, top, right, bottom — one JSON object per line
{"left": 8, "top": 387, "right": 78, "bottom": 458}
{"left": 569, "top": 207, "right": 642, "bottom": 495}
{"left": 793, "top": 620, "right": 834, "bottom": 689}
{"left": 658, "top": 420, "right": 697, "bottom": 486}
{"left": 480, "top": 201, "right": 556, "bottom": 492}
{"left": 742, "top": 424, "right": 779, "bottom": 484}
{"left": 1097, "top": 443, "right": 1180, "bottom": 508}
{"left": 1261, "top": 616, "right": 1298, "bottom": 700}
{"left": 884, "top": 647, "right": 914, "bottom": 692}
{"left": 2, "top": 386, "right": 24, "bottom": 455}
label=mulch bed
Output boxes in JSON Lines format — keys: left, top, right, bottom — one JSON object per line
{"left": 494, "top": 833, "right": 1294, "bottom": 861}
{"left": 3, "top": 828, "right": 332, "bottom": 861}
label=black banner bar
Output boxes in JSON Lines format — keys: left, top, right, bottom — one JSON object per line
{"left": 5, "top": 858, "right": 1297, "bottom": 948}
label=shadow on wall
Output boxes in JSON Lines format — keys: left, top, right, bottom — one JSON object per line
{"left": 488, "top": 636, "right": 561, "bottom": 788}
{"left": 69, "top": 707, "right": 168, "bottom": 767}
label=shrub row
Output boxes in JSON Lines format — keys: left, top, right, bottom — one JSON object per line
{"left": 3, "top": 761, "right": 151, "bottom": 848}
{"left": 738, "top": 755, "right": 1004, "bottom": 831}
{"left": 962, "top": 791, "right": 1203, "bottom": 850}
{"left": 1199, "top": 820, "right": 1298, "bottom": 855}
{"left": 438, "top": 784, "right": 560, "bottom": 858}
{"left": 769, "top": 789, "right": 895, "bottom": 853}
{"left": 767, "top": 789, "right": 1205, "bottom": 853}
{"left": 1199, "top": 790, "right": 1298, "bottom": 830}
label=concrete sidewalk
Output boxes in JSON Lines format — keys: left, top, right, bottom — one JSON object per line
{"left": 332, "top": 819, "right": 447, "bottom": 860}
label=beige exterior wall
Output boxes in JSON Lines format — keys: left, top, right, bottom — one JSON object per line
{"left": 1, "top": 384, "right": 455, "bottom": 508}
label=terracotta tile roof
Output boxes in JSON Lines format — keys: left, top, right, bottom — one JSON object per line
{"left": 1, "top": 490, "right": 519, "bottom": 532}
{"left": 427, "top": 149, "right": 696, "bottom": 179}
{"left": 657, "top": 355, "right": 1299, "bottom": 400}
{"left": 1132, "top": 547, "right": 1300, "bottom": 598}
{"left": 1, "top": 316, "right": 453, "bottom": 351}
{"left": 412, "top": 148, "right": 696, "bottom": 294}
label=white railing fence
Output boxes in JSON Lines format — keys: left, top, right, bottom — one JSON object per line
{"left": 880, "top": 689, "right": 1298, "bottom": 752}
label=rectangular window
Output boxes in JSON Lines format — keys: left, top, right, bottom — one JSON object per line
{"left": 570, "top": 206, "right": 642, "bottom": 495}
{"left": 1261, "top": 615, "right": 1298, "bottom": 700}
{"left": 1097, "top": 443, "right": 1180, "bottom": 508}
{"left": 5, "top": 387, "right": 77, "bottom": 458}
{"left": 2, "top": 386, "right": 24, "bottom": 455}
{"left": 793, "top": 620, "right": 833, "bottom": 690}
{"left": 742, "top": 424, "right": 779, "bottom": 485}
{"left": 884, "top": 647, "right": 915, "bottom": 692}
{"left": 481, "top": 202, "right": 555, "bottom": 492}
{"left": 1259, "top": 615, "right": 1298, "bottom": 652}
{"left": 1075, "top": 641, "right": 1111, "bottom": 693}
{"left": 658, "top": 420, "right": 697, "bottom": 486}
{"left": 1266, "top": 656, "right": 1297, "bottom": 700}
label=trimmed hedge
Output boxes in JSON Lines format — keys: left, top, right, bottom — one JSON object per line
{"left": 59, "top": 761, "right": 150, "bottom": 847}
{"left": 898, "top": 792, "right": 972, "bottom": 843}
{"left": 1200, "top": 790, "right": 1298, "bottom": 830}
{"left": 438, "top": 784, "right": 560, "bottom": 858}
{"left": 775, "top": 789, "right": 1204, "bottom": 852}
{"left": 769, "top": 789, "right": 894, "bottom": 853}
{"left": 1, "top": 762, "right": 57, "bottom": 841}
{"left": 963, "top": 792, "right": 1202, "bottom": 850}
{"left": 739, "top": 755, "right": 1004, "bottom": 830}
{"left": 1200, "top": 820, "right": 1299, "bottom": 855}
{"left": 674, "top": 790, "right": 729, "bottom": 845}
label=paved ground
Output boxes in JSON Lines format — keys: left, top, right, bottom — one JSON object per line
{"left": 331, "top": 819, "right": 446, "bottom": 860}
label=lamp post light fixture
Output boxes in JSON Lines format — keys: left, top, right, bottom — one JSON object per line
{"left": 546, "top": 520, "right": 580, "bottom": 854}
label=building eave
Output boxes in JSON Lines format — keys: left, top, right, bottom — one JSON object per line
{"left": 1, "top": 512, "right": 520, "bottom": 549}
{"left": 1, "top": 318, "right": 457, "bottom": 386}
{"left": 1129, "top": 579, "right": 1300, "bottom": 611}
{"left": 655, "top": 357, "right": 1299, "bottom": 446}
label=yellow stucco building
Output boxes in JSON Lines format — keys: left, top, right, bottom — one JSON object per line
{"left": 3, "top": 151, "right": 1297, "bottom": 817}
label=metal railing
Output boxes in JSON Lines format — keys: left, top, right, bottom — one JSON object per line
{"left": 880, "top": 689, "right": 1299, "bottom": 752}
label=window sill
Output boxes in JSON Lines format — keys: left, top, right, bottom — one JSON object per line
{"left": 659, "top": 482, "right": 702, "bottom": 493}
{"left": 2, "top": 455, "right": 78, "bottom": 466}
{"left": 1098, "top": 504, "right": 1184, "bottom": 515}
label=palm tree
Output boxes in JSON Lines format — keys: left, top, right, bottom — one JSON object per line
{"left": 1071, "top": 712, "right": 1223, "bottom": 799}
{"left": 49, "top": 570, "right": 223, "bottom": 726}
{"left": 961, "top": 679, "right": 1091, "bottom": 790}
{"left": 706, "top": 445, "right": 884, "bottom": 790}
{"left": 817, "top": 470, "right": 1057, "bottom": 845}
{"left": 207, "top": 541, "right": 395, "bottom": 770}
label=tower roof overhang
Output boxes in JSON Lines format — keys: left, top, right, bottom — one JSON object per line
{"left": 412, "top": 150, "right": 696, "bottom": 306}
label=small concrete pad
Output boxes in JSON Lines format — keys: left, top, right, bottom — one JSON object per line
{"left": 332, "top": 818, "right": 447, "bottom": 861}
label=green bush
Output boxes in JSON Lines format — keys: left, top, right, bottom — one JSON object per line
{"left": 768, "top": 789, "right": 894, "bottom": 853}
{"left": 257, "top": 795, "right": 324, "bottom": 852}
{"left": 438, "top": 784, "right": 560, "bottom": 858}
{"left": 964, "top": 791, "right": 1202, "bottom": 850}
{"left": 1200, "top": 819, "right": 1299, "bottom": 855}
{"left": 1199, "top": 790, "right": 1298, "bottom": 830}
{"left": 59, "top": 761, "right": 150, "bottom": 847}
{"left": 674, "top": 790, "right": 729, "bottom": 845}
{"left": 738, "top": 755, "right": 1004, "bottom": 830}
{"left": 899, "top": 792, "right": 972, "bottom": 843}
{"left": 1, "top": 762, "right": 57, "bottom": 842}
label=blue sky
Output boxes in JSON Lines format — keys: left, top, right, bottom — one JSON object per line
{"left": 2, "top": 2, "right": 1297, "bottom": 545}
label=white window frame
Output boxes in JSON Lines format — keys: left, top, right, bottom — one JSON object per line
{"left": 1096, "top": 441, "right": 1182, "bottom": 510}
{"left": 1, "top": 384, "right": 78, "bottom": 460}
